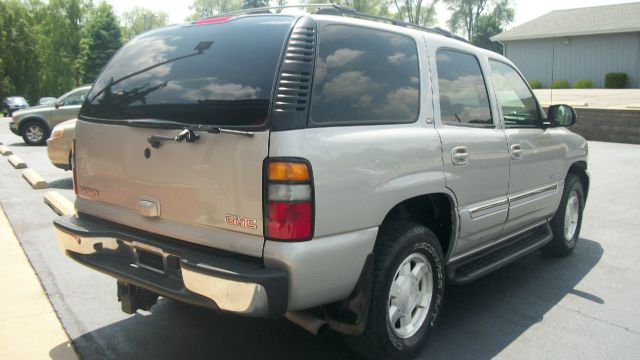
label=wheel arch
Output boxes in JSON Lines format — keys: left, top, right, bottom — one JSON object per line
{"left": 18, "top": 116, "right": 51, "bottom": 135}
{"left": 567, "top": 161, "right": 589, "bottom": 200}
{"left": 379, "top": 193, "right": 457, "bottom": 260}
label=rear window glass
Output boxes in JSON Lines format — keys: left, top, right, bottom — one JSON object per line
{"left": 436, "top": 49, "right": 493, "bottom": 126}
{"left": 81, "top": 16, "right": 294, "bottom": 127}
{"left": 310, "top": 24, "right": 420, "bottom": 126}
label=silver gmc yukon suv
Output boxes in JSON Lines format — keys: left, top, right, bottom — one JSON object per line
{"left": 53, "top": 5, "right": 589, "bottom": 359}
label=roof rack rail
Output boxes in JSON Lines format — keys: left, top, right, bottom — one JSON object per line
{"left": 201, "top": 3, "right": 468, "bottom": 43}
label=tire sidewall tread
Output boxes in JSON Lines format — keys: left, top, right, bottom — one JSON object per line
{"left": 544, "top": 174, "right": 585, "bottom": 256}
{"left": 345, "top": 221, "right": 445, "bottom": 359}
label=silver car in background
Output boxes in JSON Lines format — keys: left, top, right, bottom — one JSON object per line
{"left": 9, "top": 85, "right": 90, "bottom": 145}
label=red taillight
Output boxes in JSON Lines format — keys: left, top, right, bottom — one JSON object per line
{"left": 192, "top": 16, "right": 235, "bottom": 25}
{"left": 267, "top": 202, "right": 312, "bottom": 240}
{"left": 265, "top": 159, "right": 314, "bottom": 241}
{"left": 72, "top": 139, "right": 77, "bottom": 195}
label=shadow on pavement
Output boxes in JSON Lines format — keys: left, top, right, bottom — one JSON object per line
{"left": 71, "top": 238, "right": 603, "bottom": 360}
{"left": 48, "top": 177, "right": 73, "bottom": 190}
{"left": 49, "top": 341, "right": 78, "bottom": 360}
{"left": 421, "top": 238, "right": 603, "bottom": 359}
{"left": 8, "top": 142, "right": 38, "bottom": 147}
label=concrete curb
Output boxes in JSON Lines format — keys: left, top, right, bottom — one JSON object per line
{"left": 0, "top": 206, "right": 78, "bottom": 360}
{"left": 7, "top": 154, "right": 27, "bottom": 169}
{"left": 44, "top": 191, "right": 75, "bottom": 216}
{"left": 22, "top": 169, "right": 48, "bottom": 189}
{"left": 0, "top": 144, "right": 12, "bottom": 156}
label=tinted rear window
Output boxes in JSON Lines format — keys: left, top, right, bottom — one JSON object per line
{"left": 82, "top": 16, "right": 294, "bottom": 127}
{"left": 309, "top": 24, "right": 420, "bottom": 126}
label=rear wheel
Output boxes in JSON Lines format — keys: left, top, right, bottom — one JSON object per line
{"left": 21, "top": 121, "right": 48, "bottom": 146}
{"left": 542, "top": 174, "right": 585, "bottom": 256}
{"left": 344, "top": 222, "right": 445, "bottom": 359}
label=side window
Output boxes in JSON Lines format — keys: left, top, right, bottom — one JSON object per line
{"left": 60, "top": 90, "right": 88, "bottom": 106}
{"left": 489, "top": 60, "right": 541, "bottom": 127}
{"left": 436, "top": 49, "right": 492, "bottom": 126}
{"left": 310, "top": 25, "right": 420, "bottom": 125}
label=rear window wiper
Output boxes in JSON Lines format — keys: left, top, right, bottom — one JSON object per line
{"left": 148, "top": 128, "right": 201, "bottom": 148}
{"left": 127, "top": 119, "right": 254, "bottom": 137}
{"left": 191, "top": 125, "right": 255, "bottom": 137}
{"left": 145, "top": 125, "right": 255, "bottom": 148}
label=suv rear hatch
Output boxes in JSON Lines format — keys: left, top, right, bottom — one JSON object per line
{"left": 74, "top": 15, "right": 296, "bottom": 258}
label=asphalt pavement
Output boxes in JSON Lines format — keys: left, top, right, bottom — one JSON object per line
{"left": 0, "top": 118, "right": 639, "bottom": 359}
{"left": 533, "top": 88, "right": 640, "bottom": 108}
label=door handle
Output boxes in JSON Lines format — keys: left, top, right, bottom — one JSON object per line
{"left": 451, "top": 146, "right": 469, "bottom": 165}
{"left": 510, "top": 144, "right": 523, "bottom": 160}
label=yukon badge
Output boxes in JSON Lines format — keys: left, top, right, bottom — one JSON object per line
{"left": 78, "top": 185, "right": 100, "bottom": 198}
{"left": 225, "top": 214, "right": 257, "bottom": 229}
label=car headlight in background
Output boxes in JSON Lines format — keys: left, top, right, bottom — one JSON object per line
{"left": 51, "top": 129, "right": 64, "bottom": 139}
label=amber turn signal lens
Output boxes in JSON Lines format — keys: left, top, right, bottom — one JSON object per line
{"left": 51, "top": 129, "right": 63, "bottom": 139}
{"left": 268, "top": 162, "right": 310, "bottom": 181}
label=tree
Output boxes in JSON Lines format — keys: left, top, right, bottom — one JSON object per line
{"left": 444, "top": 0, "right": 513, "bottom": 41}
{"left": 392, "top": 0, "right": 438, "bottom": 26}
{"left": 242, "top": 0, "right": 268, "bottom": 9}
{"left": 77, "top": 2, "right": 123, "bottom": 84}
{"left": 36, "top": 0, "right": 90, "bottom": 94}
{"left": 0, "top": 0, "right": 41, "bottom": 101}
{"left": 471, "top": 4, "right": 513, "bottom": 53}
{"left": 188, "top": 0, "right": 243, "bottom": 20}
{"left": 121, "top": 7, "right": 169, "bottom": 41}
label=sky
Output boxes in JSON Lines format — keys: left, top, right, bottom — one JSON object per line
{"left": 108, "top": 0, "right": 640, "bottom": 31}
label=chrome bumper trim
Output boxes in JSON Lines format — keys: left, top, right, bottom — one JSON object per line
{"left": 55, "top": 227, "right": 270, "bottom": 316}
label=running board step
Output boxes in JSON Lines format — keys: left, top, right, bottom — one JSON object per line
{"left": 447, "top": 223, "right": 553, "bottom": 284}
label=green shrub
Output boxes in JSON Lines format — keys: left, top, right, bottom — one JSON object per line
{"left": 605, "top": 72, "right": 627, "bottom": 88}
{"left": 551, "top": 80, "right": 570, "bottom": 89}
{"left": 573, "top": 79, "right": 593, "bottom": 89}
{"left": 528, "top": 79, "right": 542, "bottom": 89}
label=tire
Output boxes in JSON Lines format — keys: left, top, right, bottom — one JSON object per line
{"left": 344, "top": 222, "right": 445, "bottom": 359}
{"left": 542, "top": 174, "right": 585, "bottom": 256}
{"left": 21, "top": 121, "right": 49, "bottom": 146}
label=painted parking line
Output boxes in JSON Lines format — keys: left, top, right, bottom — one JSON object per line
{"left": 22, "top": 169, "right": 48, "bottom": 189}
{"left": 7, "top": 154, "right": 27, "bottom": 169}
{"left": 0, "top": 206, "right": 78, "bottom": 359}
{"left": 44, "top": 191, "right": 75, "bottom": 216}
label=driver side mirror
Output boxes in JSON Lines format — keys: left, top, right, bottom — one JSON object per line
{"left": 54, "top": 102, "right": 61, "bottom": 109}
{"left": 545, "top": 104, "right": 577, "bottom": 127}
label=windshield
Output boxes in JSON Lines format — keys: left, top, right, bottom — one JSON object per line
{"left": 8, "top": 97, "right": 28, "bottom": 105}
{"left": 81, "top": 16, "right": 294, "bottom": 128}
{"left": 58, "top": 88, "right": 90, "bottom": 106}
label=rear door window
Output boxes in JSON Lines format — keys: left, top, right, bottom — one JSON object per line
{"left": 436, "top": 49, "right": 493, "bottom": 126}
{"left": 310, "top": 24, "right": 420, "bottom": 126}
{"left": 82, "top": 16, "right": 294, "bottom": 128}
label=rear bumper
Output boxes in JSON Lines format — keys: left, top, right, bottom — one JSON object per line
{"left": 53, "top": 214, "right": 288, "bottom": 318}
{"left": 46, "top": 137, "right": 71, "bottom": 170}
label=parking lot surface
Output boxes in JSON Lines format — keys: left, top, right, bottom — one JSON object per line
{"left": 1, "top": 117, "right": 639, "bottom": 359}
{"left": 533, "top": 89, "right": 640, "bottom": 108}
